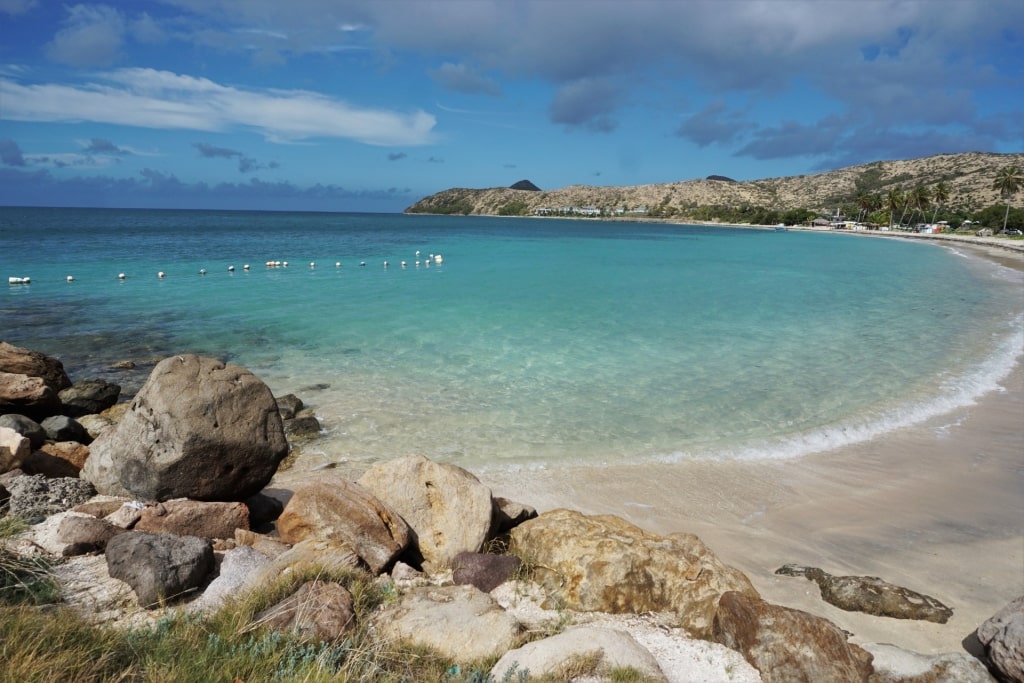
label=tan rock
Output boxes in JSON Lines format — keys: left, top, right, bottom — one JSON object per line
{"left": 0, "top": 425, "right": 31, "bottom": 473}
{"left": 253, "top": 580, "right": 356, "bottom": 642}
{"left": 134, "top": 499, "right": 250, "bottom": 539}
{"left": 357, "top": 454, "right": 493, "bottom": 572}
{"left": 277, "top": 476, "right": 410, "bottom": 574}
{"left": 24, "top": 441, "right": 90, "bottom": 478}
{"left": 510, "top": 508, "right": 758, "bottom": 638}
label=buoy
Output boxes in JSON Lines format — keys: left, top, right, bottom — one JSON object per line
{"left": 228, "top": 265, "right": 235, "bottom": 272}
{"left": 401, "top": 261, "right": 407, "bottom": 268}
{"left": 415, "top": 250, "right": 420, "bottom": 257}
{"left": 383, "top": 261, "right": 389, "bottom": 268}
{"left": 243, "top": 264, "right": 250, "bottom": 271}
{"left": 199, "top": 268, "right": 207, "bottom": 275}
{"left": 310, "top": 262, "right": 316, "bottom": 268}
{"left": 118, "top": 273, "right": 126, "bottom": 280}
{"left": 8, "top": 276, "right": 30, "bottom": 284}
{"left": 359, "top": 261, "right": 366, "bottom": 267}
{"left": 282, "top": 261, "right": 288, "bottom": 267}
{"left": 66, "top": 275, "right": 74, "bottom": 282}
{"left": 434, "top": 254, "right": 443, "bottom": 264}
{"left": 335, "top": 262, "right": 341, "bottom": 268}
{"left": 158, "top": 271, "right": 165, "bottom": 278}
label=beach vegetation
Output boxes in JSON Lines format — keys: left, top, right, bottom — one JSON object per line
{"left": 497, "top": 200, "right": 530, "bottom": 216}
{"left": 0, "top": 557, "right": 522, "bottom": 683}
{"left": 0, "top": 515, "right": 61, "bottom": 606}
{"left": 993, "top": 165, "right": 1023, "bottom": 233}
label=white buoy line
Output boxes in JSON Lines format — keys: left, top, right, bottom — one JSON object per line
{"left": 8, "top": 253, "right": 443, "bottom": 286}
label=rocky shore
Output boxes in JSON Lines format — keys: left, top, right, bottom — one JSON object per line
{"left": 2, "top": 341, "right": 1022, "bottom": 682}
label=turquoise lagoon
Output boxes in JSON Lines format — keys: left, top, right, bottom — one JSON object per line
{"left": 2, "top": 207, "right": 1021, "bottom": 471}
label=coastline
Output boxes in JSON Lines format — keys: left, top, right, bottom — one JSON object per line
{"left": 472, "top": 240, "right": 1023, "bottom": 655}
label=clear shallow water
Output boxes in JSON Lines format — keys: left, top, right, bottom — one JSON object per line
{"left": 2, "top": 207, "right": 1021, "bottom": 471}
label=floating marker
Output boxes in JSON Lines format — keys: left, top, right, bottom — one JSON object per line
{"left": 359, "top": 261, "right": 366, "bottom": 267}
{"left": 118, "top": 273, "right": 126, "bottom": 280}
{"left": 243, "top": 264, "right": 250, "bottom": 270}
{"left": 310, "top": 262, "right": 316, "bottom": 268}
{"left": 199, "top": 268, "right": 207, "bottom": 275}
{"left": 158, "top": 271, "right": 165, "bottom": 278}
{"left": 228, "top": 265, "right": 235, "bottom": 272}
{"left": 335, "top": 262, "right": 341, "bottom": 268}
{"left": 66, "top": 275, "right": 74, "bottom": 282}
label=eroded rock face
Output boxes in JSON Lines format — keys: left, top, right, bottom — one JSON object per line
{"left": 0, "top": 342, "right": 72, "bottom": 393}
{"left": 776, "top": 564, "right": 953, "bottom": 623}
{"left": 277, "top": 476, "right": 410, "bottom": 574}
{"left": 712, "top": 590, "right": 874, "bottom": 683}
{"left": 510, "top": 508, "right": 759, "bottom": 638}
{"left": 81, "top": 355, "right": 289, "bottom": 501}
{"left": 977, "top": 595, "right": 1024, "bottom": 683}
{"left": 357, "top": 454, "right": 494, "bottom": 572}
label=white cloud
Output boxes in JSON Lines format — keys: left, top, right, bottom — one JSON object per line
{"left": 46, "top": 4, "right": 126, "bottom": 67}
{"left": 0, "top": 68, "right": 437, "bottom": 146}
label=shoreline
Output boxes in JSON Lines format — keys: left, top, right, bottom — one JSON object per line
{"left": 472, "top": 240, "right": 1023, "bottom": 655}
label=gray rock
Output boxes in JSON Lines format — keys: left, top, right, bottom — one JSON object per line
{"left": 776, "top": 564, "right": 953, "bottom": 623}
{"left": 105, "top": 531, "right": 215, "bottom": 608}
{"left": 58, "top": 379, "right": 121, "bottom": 418}
{"left": 253, "top": 580, "right": 356, "bottom": 642}
{"left": 977, "top": 595, "right": 1024, "bottom": 683}
{"left": 358, "top": 454, "right": 494, "bottom": 572}
{"left": 57, "top": 514, "right": 127, "bottom": 555}
{"left": 371, "top": 584, "right": 519, "bottom": 662}
{"left": 275, "top": 394, "right": 303, "bottom": 420}
{"left": 452, "top": 551, "right": 522, "bottom": 593}
{"left": 190, "top": 546, "right": 272, "bottom": 613}
{"left": 283, "top": 414, "right": 321, "bottom": 439}
{"left": 6, "top": 474, "right": 96, "bottom": 520}
{"left": 0, "top": 414, "right": 47, "bottom": 449}
{"left": 491, "top": 626, "right": 667, "bottom": 682}
{"left": 40, "top": 415, "right": 91, "bottom": 445}
{"left": 82, "top": 355, "right": 289, "bottom": 502}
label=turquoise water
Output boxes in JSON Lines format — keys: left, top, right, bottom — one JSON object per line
{"left": 2, "top": 207, "right": 1021, "bottom": 470}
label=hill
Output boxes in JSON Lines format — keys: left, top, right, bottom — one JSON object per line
{"left": 405, "top": 152, "right": 1024, "bottom": 220}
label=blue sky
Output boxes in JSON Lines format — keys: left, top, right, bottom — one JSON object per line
{"left": 1, "top": 0, "right": 1022, "bottom": 213}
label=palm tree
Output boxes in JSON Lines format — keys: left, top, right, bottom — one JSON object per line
{"left": 885, "top": 188, "right": 904, "bottom": 229}
{"left": 908, "top": 185, "right": 931, "bottom": 226}
{"left": 993, "top": 165, "right": 1023, "bottom": 233}
{"left": 856, "top": 192, "right": 880, "bottom": 224}
{"left": 930, "top": 181, "right": 950, "bottom": 225}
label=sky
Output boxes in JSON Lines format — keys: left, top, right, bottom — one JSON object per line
{"left": 0, "top": 0, "right": 1022, "bottom": 213}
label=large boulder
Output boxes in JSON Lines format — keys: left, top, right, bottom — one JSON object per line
{"left": 510, "top": 509, "right": 758, "bottom": 638}
{"left": 105, "top": 531, "right": 215, "bottom": 608}
{"left": 81, "top": 355, "right": 289, "bottom": 501}
{"left": 357, "top": 454, "right": 494, "bottom": 572}
{"left": 277, "top": 476, "right": 411, "bottom": 574}
{"left": 712, "top": 591, "right": 874, "bottom": 683}
{"left": 58, "top": 379, "right": 121, "bottom": 418}
{"left": 977, "top": 596, "right": 1024, "bottom": 683}
{"left": 23, "top": 441, "right": 90, "bottom": 478}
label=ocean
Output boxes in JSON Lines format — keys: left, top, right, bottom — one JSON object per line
{"left": 2, "top": 207, "right": 1021, "bottom": 471}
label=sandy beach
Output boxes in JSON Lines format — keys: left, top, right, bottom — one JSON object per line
{"left": 473, "top": 238, "right": 1023, "bottom": 656}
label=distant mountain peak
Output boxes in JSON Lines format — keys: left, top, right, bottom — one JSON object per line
{"left": 510, "top": 179, "right": 542, "bottom": 191}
